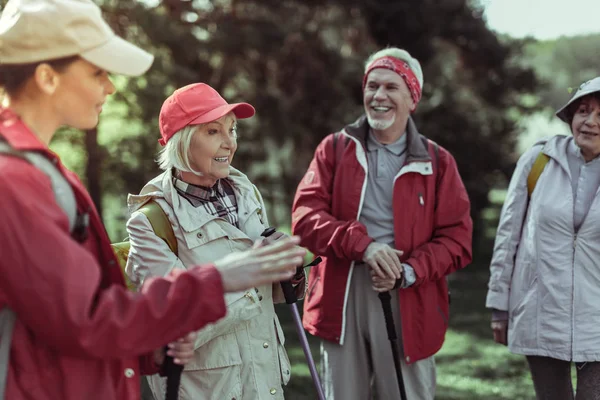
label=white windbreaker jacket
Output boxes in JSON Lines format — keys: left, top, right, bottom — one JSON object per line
{"left": 487, "top": 135, "right": 600, "bottom": 362}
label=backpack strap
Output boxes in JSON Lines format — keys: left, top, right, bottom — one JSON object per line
{"left": 420, "top": 136, "right": 440, "bottom": 172}
{"left": 420, "top": 136, "right": 441, "bottom": 208}
{"left": 139, "top": 200, "right": 178, "bottom": 255}
{"left": 332, "top": 132, "right": 340, "bottom": 175}
{"left": 527, "top": 152, "right": 550, "bottom": 198}
{"left": 112, "top": 200, "right": 178, "bottom": 291}
{"left": 331, "top": 131, "right": 350, "bottom": 177}
{"left": 252, "top": 185, "right": 265, "bottom": 224}
{"left": 0, "top": 141, "right": 77, "bottom": 232}
{"left": 0, "top": 308, "right": 15, "bottom": 399}
{"left": 0, "top": 139, "right": 78, "bottom": 399}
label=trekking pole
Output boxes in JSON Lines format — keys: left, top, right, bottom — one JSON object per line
{"left": 378, "top": 291, "right": 408, "bottom": 400}
{"left": 163, "top": 352, "right": 183, "bottom": 400}
{"left": 262, "top": 228, "right": 326, "bottom": 400}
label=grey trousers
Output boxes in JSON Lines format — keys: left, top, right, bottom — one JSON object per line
{"left": 527, "top": 356, "right": 600, "bottom": 400}
{"left": 320, "top": 265, "right": 436, "bottom": 400}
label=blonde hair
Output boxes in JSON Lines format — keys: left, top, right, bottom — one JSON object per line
{"left": 156, "top": 125, "right": 203, "bottom": 175}
{"left": 157, "top": 112, "right": 239, "bottom": 175}
{"left": 364, "top": 47, "right": 424, "bottom": 89}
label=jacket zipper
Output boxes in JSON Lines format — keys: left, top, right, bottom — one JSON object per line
{"left": 338, "top": 132, "right": 368, "bottom": 345}
{"left": 571, "top": 233, "right": 577, "bottom": 359}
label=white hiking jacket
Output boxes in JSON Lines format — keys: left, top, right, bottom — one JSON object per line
{"left": 126, "top": 167, "right": 292, "bottom": 400}
{"left": 486, "top": 135, "right": 600, "bottom": 362}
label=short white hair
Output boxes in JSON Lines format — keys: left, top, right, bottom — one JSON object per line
{"left": 156, "top": 124, "right": 203, "bottom": 174}
{"left": 364, "top": 47, "right": 424, "bottom": 89}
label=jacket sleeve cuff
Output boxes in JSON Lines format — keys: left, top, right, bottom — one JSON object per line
{"left": 139, "top": 352, "right": 162, "bottom": 376}
{"left": 491, "top": 309, "right": 509, "bottom": 321}
{"left": 485, "top": 289, "right": 509, "bottom": 311}
{"left": 353, "top": 235, "right": 374, "bottom": 261}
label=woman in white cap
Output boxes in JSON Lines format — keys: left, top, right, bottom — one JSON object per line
{"left": 125, "top": 82, "right": 306, "bottom": 400}
{"left": 486, "top": 76, "right": 600, "bottom": 399}
{"left": 0, "top": 1, "right": 305, "bottom": 399}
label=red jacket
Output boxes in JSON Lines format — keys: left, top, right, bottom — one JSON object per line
{"left": 292, "top": 116, "right": 472, "bottom": 363}
{"left": 0, "top": 108, "right": 227, "bottom": 399}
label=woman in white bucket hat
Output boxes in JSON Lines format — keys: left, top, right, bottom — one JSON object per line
{"left": 487, "top": 76, "right": 600, "bottom": 400}
{"left": 0, "top": 1, "right": 305, "bottom": 399}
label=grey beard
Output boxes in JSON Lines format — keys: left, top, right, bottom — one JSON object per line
{"left": 367, "top": 114, "right": 395, "bottom": 131}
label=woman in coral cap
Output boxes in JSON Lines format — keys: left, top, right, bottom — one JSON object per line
{"left": 126, "top": 83, "right": 305, "bottom": 400}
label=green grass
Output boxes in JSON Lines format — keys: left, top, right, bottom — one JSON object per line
{"left": 276, "top": 268, "right": 538, "bottom": 400}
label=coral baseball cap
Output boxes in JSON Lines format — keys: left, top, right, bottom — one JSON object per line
{"left": 0, "top": 0, "right": 154, "bottom": 76}
{"left": 158, "top": 83, "right": 255, "bottom": 146}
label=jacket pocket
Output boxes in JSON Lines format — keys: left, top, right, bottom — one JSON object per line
{"left": 181, "top": 223, "right": 230, "bottom": 250}
{"left": 150, "top": 363, "right": 243, "bottom": 400}
{"left": 509, "top": 269, "right": 538, "bottom": 319}
{"left": 175, "top": 334, "right": 243, "bottom": 400}
{"left": 508, "top": 272, "right": 539, "bottom": 349}
{"left": 307, "top": 276, "right": 321, "bottom": 300}
{"left": 238, "top": 204, "right": 266, "bottom": 235}
{"left": 510, "top": 261, "right": 537, "bottom": 297}
{"left": 437, "top": 305, "right": 449, "bottom": 327}
{"left": 185, "top": 331, "right": 242, "bottom": 371}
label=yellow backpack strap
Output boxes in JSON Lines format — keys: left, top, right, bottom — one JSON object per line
{"left": 139, "top": 199, "right": 178, "bottom": 255}
{"left": 527, "top": 152, "right": 550, "bottom": 198}
{"left": 252, "top": 185, "right": 264, "bottom": 223}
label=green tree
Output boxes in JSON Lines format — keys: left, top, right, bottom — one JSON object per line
{"left": 523, "top": 33, "right": 600, "bottom": 110}
{"left": 3, "top": 0, "right": 541, "bottom": 251}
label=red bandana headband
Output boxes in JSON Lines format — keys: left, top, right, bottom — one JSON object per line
{"left": 362, "top": 56, "right": 422, "bottom": 107}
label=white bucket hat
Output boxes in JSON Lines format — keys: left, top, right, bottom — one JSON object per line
{"left": 556, "top": 77, "right": 600, "bottom": 123}
{"left": 0, "top": 0, "right": 154, "bottom": 76}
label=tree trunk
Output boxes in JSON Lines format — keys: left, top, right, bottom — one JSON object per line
{"left": 84, "top": 128, "right": 103, "bottom": 218}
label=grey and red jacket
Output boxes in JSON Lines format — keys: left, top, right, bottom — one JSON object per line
{"left": 292, "top": 115, "right": 472, "bottom": 363}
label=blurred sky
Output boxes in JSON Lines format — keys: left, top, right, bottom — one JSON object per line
{"left": 483, "top": 0, "right": 600, "bottom": 39}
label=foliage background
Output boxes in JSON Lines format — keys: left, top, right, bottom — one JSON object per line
{"left": 35, "top": 0, "right": 545, "bottom": 246}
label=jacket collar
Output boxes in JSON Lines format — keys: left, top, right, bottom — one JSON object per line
{"left": 541, "top": 135, "right": 572, "bottom": 174}
{"left": 127, "top": 166, "right": 262, "bottom": 233}
{"left": 0, "top": 108, "right": 56, "bottom": 155}
{"left": 343, "top": 114, "right": 431, "bottom": 163}
{"left": 172, "top": 176, "right": 228, "bottom": 200}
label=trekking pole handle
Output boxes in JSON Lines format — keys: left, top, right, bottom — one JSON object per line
{"left": 261, "top": 227, "right": 298, "bottom": 304}
{"left": 163, "top": 348, "right": 183, "bottom": 400}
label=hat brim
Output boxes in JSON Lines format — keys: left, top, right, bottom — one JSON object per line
{"left": 556, "top": 78, "right": 600, "bottom": 123}
{"left": 188, "top": 102, "right": 256, "bottom": 125}
{"left": 80, "top": 35, "right": 154, "bottom": 77}
{"left": 555, "top": 105, "right": 569, "bottom": 123}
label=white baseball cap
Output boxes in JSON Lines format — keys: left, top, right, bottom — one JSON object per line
{"left": 556, "top": 77, "right": 600, "bottom": 123}
{"left": 0, "top": 0, "right": 154, "bottom": 76}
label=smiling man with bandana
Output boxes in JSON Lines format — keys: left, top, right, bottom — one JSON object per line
{"left": 292, "top": 48, "right": 473, "bottom": 399}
